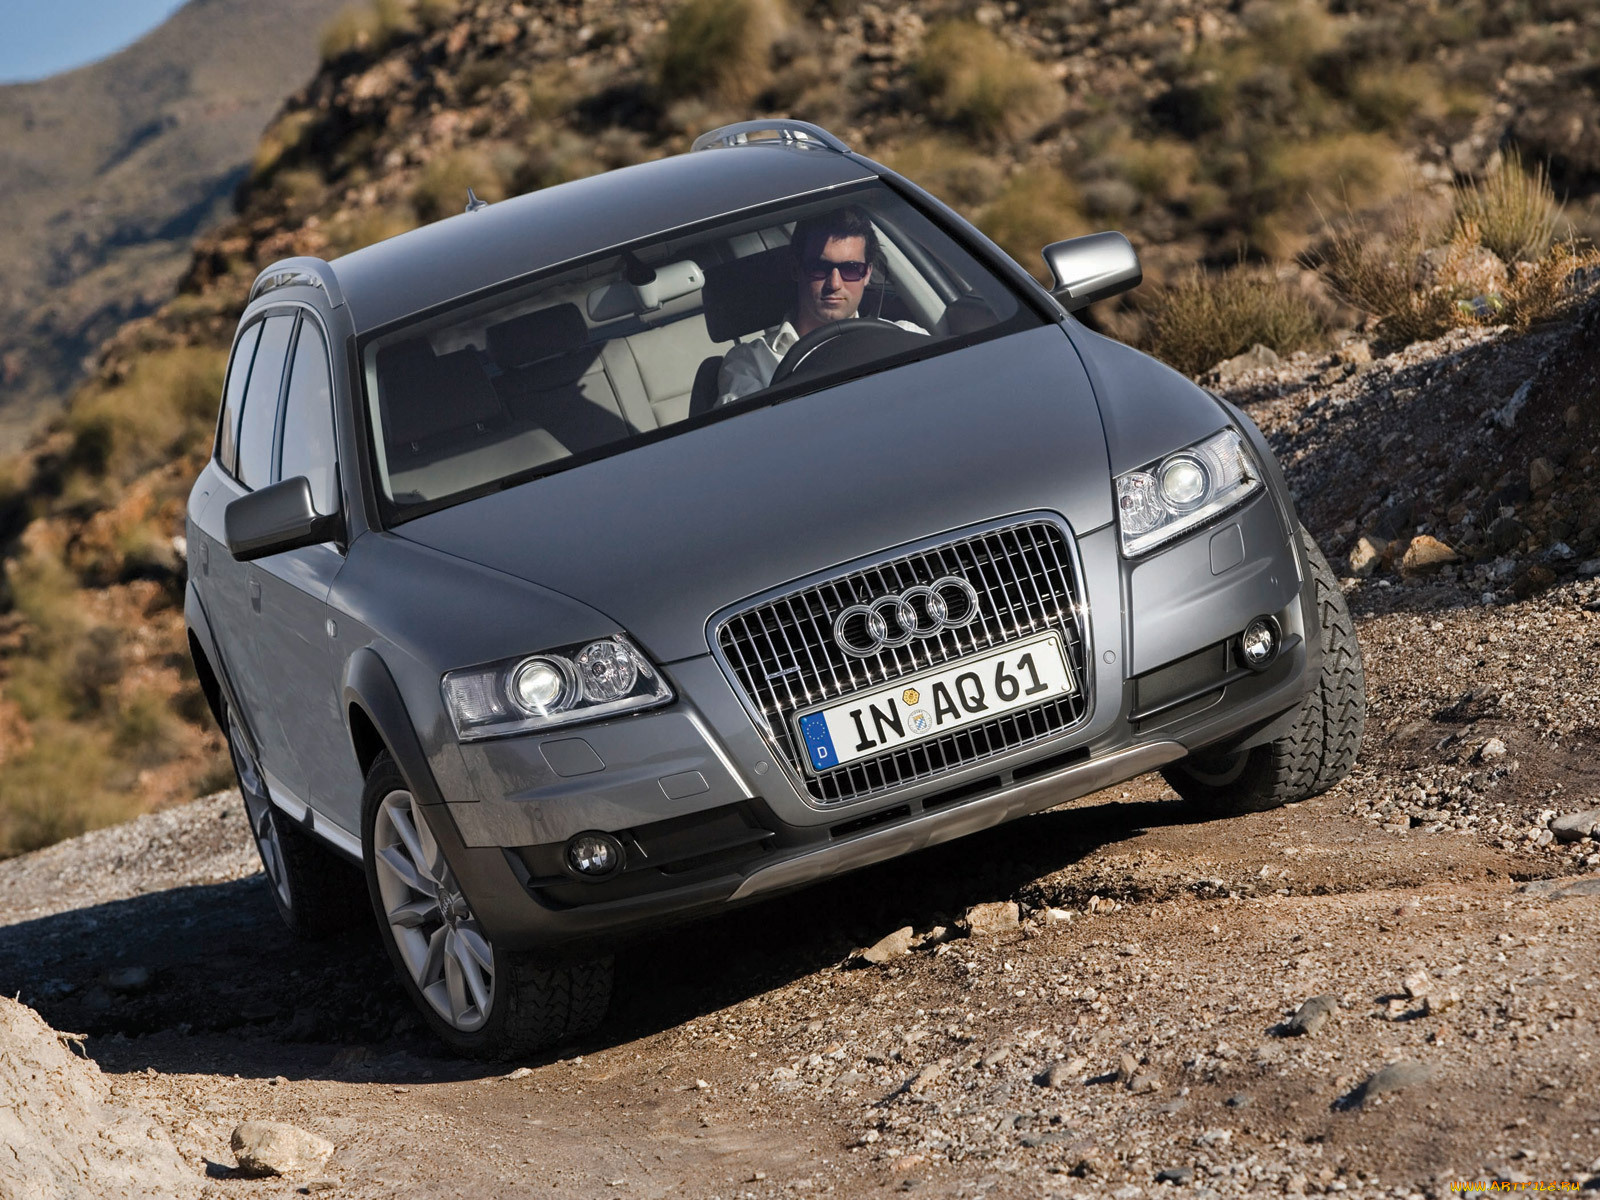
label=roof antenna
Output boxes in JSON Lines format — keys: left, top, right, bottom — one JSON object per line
{"left": 464, "top": 187, "right": 489, "bottom": 213}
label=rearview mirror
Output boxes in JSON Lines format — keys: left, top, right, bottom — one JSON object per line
{"left": 1041, "top": 232, "right": 1142, "bottom": 312}
{"left": 225, "top": 476, "right": 342, "bottom": 562}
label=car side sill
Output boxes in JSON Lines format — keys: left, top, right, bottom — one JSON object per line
{"left": 729, "top": 740, "right": 1187, "bottom": 902}
{"left": 263, "top": 768, "right": 364, "bottom": 863}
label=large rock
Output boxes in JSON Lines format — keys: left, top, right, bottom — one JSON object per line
{"left": 961, "top": 900, "right": 1021, "bottom": 937}
{"left": 231, "top": 1121, "right": 335, "bottom": 1177}
{"left": 1551, "top": 808, "right": 1600, "bottom": 842}
{"left": 1348, "top": 535, "right": 1388, "bottom": 578}
{"left": 857, "top": 926, "right": 915, "bottom": 965}
{"left": 1400, "top": 535, "right": 1460, "bottom": 576}
{"left": 0, "top": 996, "right": 200, "bottom": 1199}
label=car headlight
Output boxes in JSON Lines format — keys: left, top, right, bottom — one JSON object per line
{"left": 441, "top": 634, "right": 672, "bottom": 741}
{"left": 1115, "top": 427, "right": 1262, "bottom": 557}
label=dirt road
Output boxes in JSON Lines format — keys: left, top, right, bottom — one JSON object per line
{"left": 3, "top": 565, "right": 1600, "bottom": 1198}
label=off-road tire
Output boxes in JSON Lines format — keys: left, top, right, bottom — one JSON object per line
{"left": 360, "top": 752, "right": 613, "bottom": 1060}
{"left": 1163, "top": 525, "right": 1365, "bottom": 814}
{"left": 224, "top": 700, "right": 367, "bottom": 939}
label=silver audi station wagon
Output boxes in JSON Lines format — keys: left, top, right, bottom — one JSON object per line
{"left": 186, "top": 120, "right": 1364, "bottom": 1057}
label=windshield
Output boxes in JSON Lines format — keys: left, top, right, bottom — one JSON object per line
{"left": 361, "top": 180, "right": 1044, "bottom": 520}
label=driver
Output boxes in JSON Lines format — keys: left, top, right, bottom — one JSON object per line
{"left": 716, "top": 205, "right": 926, "bottom": 406}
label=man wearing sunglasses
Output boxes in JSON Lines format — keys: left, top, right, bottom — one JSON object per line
{"left": 716, "top": 205, "right": 926, "bottom": 406}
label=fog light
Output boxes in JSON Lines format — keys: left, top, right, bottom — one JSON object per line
{"left": 1239, "top": 616, "right": 1280, "bottom": 671}
{"left": 567, "top": 832, "right": 624, "bottom": 878}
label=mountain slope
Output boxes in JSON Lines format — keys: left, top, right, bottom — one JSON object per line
{"left": 0, "top": 0, "right": 349, "bottom": 452}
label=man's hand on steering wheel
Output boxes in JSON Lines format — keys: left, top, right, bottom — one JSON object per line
{"left": 769, "top": 319, "right": 926, "bottom": 387}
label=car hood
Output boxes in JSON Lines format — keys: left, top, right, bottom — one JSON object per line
{"left": 395, "top": 325, "right": 1113, "bottom": 663}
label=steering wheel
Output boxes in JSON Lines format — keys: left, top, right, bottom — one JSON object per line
{"left": 769, "top": 319, "right": 926, "bottom": 387}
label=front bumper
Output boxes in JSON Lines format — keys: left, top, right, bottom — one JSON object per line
{"left": 427, "top": 493, "right": 1315, "bottom": 950}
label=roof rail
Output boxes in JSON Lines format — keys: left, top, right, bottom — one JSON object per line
{"left": 248, "top": 256, "right": 346, "bottom": 308}
{"left": 691, "top": 119, "right": 850, "bottom": 155}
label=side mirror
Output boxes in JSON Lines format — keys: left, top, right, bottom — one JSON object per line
{"left": 1040, "top": 232, "right": 1142, "bottom": 312}
{"left": 225, "top": 476, "right": 342, "bottom": 562}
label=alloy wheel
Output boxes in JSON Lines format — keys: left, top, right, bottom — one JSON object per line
{"left": 372, "top": 789, "right": 494, "bottom": 1031}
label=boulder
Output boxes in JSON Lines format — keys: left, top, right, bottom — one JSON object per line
{"left": 230, "top": 1121, "right": 335, "bottom": 1178}
{"left": 1400, "top": 535, "right": 1459, "bottom": 576}
{"left": 961, "top": 900, "right": 1021, "bottom": 937}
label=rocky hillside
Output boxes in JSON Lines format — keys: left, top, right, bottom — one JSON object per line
{"left": 0, "top": 0, "right": 349, "bottom": 453}
{"left": 1, "top": 0, "right": 1599, "bottom": 856}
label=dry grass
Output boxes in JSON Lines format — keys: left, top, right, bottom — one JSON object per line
{"left": 879, "top": 136, "right": 1004, "bottom": 212}
{"left": 66, "top": 347, "right": 225, "bottom": 491}
{"left": 319, "top": 0, "right": 454, "bottom": 61}
{"left": 655, "top": 0, "right": 788, "bottom": 106}
{"left": 1317, "top": 212, "right": 1463, "bottom": 346}
{"left": 976, "top": 169, "right": 1089, "bottom": 283}
{"left": 1499, "top": 240, "right": 1600, "bottom": 329}
{"left": 914, "top": 22, "right": 1063, "bottom": 144}
{"left": 1455, "top": 152, "right": 1565, "bottom": 264}
{"left": 1253, "top": 132, "right": 1409, "bottom": 259}
{"left": 1142, "top": 267, "right": 1329, "bottom": 378}
{"left": 411, "top": 147, "right": 514, "bottom": 223}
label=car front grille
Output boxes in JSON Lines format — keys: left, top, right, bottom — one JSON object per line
{"left": 714, "top": 519, "right": 1090, "bottom": 807}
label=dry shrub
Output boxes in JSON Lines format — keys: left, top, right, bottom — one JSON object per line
{"left": 0, "top": 724, "right": 117, "bottom": 859}
{"left": 914, "top": 22, "right": 1063, "bottom": 144}
{"left": 655, "top": 0, "right": 788, "bottom": 106}
{"left": 318, "top": 0, "right": 452, "bottom": 61}
{"left": 1317, "top": 212, "right": 1467, "bottom": 345}
{"left": 1455, "top": 152, "right": 1564, "bottom": 264}
{"left": 879, "top": 136, "right": 1004, "bottom": 212}
{"left": 3, "top": 548, "right": 123, "bottom": 724}
{"left": 1499, "top": 240, "right": 1600, "bottom": 329}
{"left": 251, "top": 110, "right": 317, "bottom": 181}
{"left": 1142, "top": 267, "right": 1329, "bottom": 378}
{"left": 976, "top": 169, "right": 1088, "bottom": 282}
{"left": 326, "top": 205, "right": 417, "bottom": 256}
{"left": 1111, "top": 137, "right": 1200, "bottom": 210}
{"left": 1255, "top": 132, "right": 1408, "bottom": 258}
{"left": 411, "top": 147, "right": 515, "bottom": 223}
{"left": 66, "top": 347, "right": 225, "bottom": 489}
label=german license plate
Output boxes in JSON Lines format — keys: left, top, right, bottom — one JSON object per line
{"left": 794, "top": 632, "right": 1075, "bottom": 773}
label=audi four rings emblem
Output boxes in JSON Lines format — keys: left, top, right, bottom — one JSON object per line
{"left": 832, "top": 576, "right": 982, "bottom": 657}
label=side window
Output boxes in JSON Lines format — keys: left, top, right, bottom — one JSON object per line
{"left": 236, "top": 315, "right": 295, "bottom": 489}
{"left": 217, "top": 322, "right": 262, "bottom": 475}
{"left": 278, "top": 319, "right": 339, "bottom": 515}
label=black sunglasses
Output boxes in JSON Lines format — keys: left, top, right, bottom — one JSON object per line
{"left": 801, "top": 258, "right": 870, "bottom": 282}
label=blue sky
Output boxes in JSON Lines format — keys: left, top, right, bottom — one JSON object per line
{"left": 0, "top": 0, "right": 187, "bottom": 84}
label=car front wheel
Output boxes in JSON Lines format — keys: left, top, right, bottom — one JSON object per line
{"left": 1163, "top": 524, "right": 1366, "bottom": 814}
{"left": 361, "top": 752, "right": 613, "bottom": 1059}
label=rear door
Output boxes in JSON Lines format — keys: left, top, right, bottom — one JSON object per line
{"left": 193, "top": 312, "right": 297, "bottom": 776}
{"left": 246, "top": 314, "right": 364, "bottom": 837}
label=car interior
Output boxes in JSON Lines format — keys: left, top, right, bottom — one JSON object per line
{"left": 366, "top": 196, "right": 1015, "bottom": 507}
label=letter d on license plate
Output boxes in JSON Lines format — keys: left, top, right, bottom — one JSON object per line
{"left": 795, "top": 632, "right": 1074, "bottom": 773}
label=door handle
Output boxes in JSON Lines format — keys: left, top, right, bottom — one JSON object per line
{"left": 249, "top": 578, "right": 262, "bottom": 613}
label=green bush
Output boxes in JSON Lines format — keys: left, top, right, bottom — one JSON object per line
{"left": 1455, "top": 152, "right": 1564, "bottom": 264}
{"left": 914, "top": 22, "right": 1063, "bottom": 144}
{"left": 656, "top": 0, "right": 787, "bottom": 106}
{"left": 1143, "top": 267, "right": 1328, "bottom": 377}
